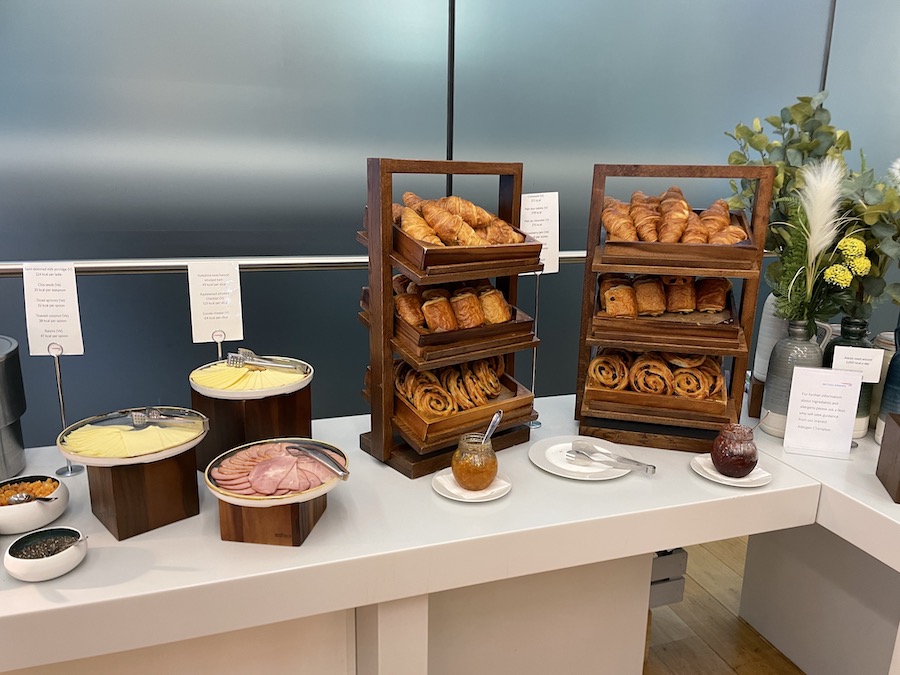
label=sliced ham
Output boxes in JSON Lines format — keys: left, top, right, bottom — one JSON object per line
{"left": 248, "top": 455, "right": 297, "bottom": 495}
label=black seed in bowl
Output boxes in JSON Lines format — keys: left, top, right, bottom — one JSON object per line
{"left": 9, "top": 529, "right": 81, "bottom": 559}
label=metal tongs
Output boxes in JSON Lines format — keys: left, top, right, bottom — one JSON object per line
{"left": 286, "top": 443, "right": 350, "bottom": 480}
{"left": 226, "top": 348, "right": 310, "bottom": 374}
{"left": 566, "top": 440, "right": 656, "bottom": 475}
{"left": 130, "top": 408, "right": 203, "bottom": 429}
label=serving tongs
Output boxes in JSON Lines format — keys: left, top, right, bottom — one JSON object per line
{"left": 130, "top": 407, "right": 205, "bottom": 429}
{"left": 226, "top": 349, "right": 310, "bottom": 374}
{"left": 566, "top": 440, "right": 656, "bottom": 475}
{"left": 286, "top": 443, "right": 350, "bottom": 480}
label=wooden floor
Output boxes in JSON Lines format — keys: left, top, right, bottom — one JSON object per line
{"left": 644, "top": 537, "right": 804, "bottom": 674}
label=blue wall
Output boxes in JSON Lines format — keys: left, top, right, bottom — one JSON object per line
{"left": 1, "top": 1, "right": 898, "bottom": 447}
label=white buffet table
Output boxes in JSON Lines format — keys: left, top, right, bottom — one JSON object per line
{"left": 0, "top": 395, "right": 821, "bottom": 674}
{"left": 741, "top": 427, "right": 900, "bottom": 675}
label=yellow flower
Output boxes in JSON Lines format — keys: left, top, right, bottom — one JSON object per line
{"left": 847, "top": 255, "right": 871, "bottom": 276}
{"left": 837, "top": 237, "right": 866, "bottom": 259}
{"left": 823, "top": 264, "right": 853, "bottom": 288}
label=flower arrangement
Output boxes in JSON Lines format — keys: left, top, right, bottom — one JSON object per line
{"left": 726, "top": 92, "right": 900, "bottom": 319}
{"left": 765, "top": 158, "right": 870, "bottom": 334}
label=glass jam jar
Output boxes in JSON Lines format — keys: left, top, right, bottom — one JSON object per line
{"left": 451, "top": 433, "right": 498, "bottom": 491}
{"left": 711, "top": 423, "right": 758, "bottom": 478}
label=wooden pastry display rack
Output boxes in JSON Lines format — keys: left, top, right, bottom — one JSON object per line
{"left": 358, "top": 159, "right": 542, "bottom": 478}
{"left": 575, "top": 163, "right": 775, "bottom": 452}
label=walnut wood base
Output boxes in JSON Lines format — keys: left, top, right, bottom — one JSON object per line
{"left": 579, "top": 416, "right": 717, "bottom": 453}
{"left": 748, "top": 376, "right": 765, "bottom": 419}
{"left": 877, "top": 414, "right": 900, "bottom": 503}
{"left": 86, "top": 449, "right": 200, "bottom": 541}
{"left": 189, "top": 385, "right": 312, "bottom": 472}
{"left": 217, "top": 495, "right": 327, "bottom": 546}
{"left": 360, "top": 423, "right": 532, "bottom": 479}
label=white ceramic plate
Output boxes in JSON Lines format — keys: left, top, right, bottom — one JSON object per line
{"left": 528, "top": 435, "right": 632, "bottom": 481}
{"left": 204, "top": 438, "right": 348, "bottom": 508}
{"left": 189, "top": 357, "right": 313, "bottom": 400}
{"left": 431, "top": 468, "right": 512, "bottom": 502}
{"left": 690, "top": 454, "right": 772, "bottom": 488}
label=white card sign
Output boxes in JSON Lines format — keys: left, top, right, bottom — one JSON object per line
{"left": 188, "top": 262, "right": 244, "bottom": 343}
{"left": 783, "top": 366, "right": 861, "bottom": 458}
{"left": 22, "top": 263, "right": 85, "bottom": 356}
{"left": 520, "top": 192, "right": 559, "bottom": 274}
{"left": 831, "top": 345, "right": 883, "bottom": 383}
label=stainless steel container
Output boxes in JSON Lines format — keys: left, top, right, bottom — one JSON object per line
{"left": 0, "top": 336, "right": 27, "bottom": 480}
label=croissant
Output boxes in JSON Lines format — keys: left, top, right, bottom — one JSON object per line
{"left": 391, "top": 203, "right": 403, "bottom": 224}
{"left": 672, "top": 367, "right": 711, "bottom": 400}
{"left": 681, "top": 212, "right": 708, "bottom": 244}
{"left": 422, "top": 202, "right": 488, "bottom": 246}
{"left": 402, "top": 191, "right": 430, "bottom": 213}
{"left": 630, "top": 201, "right": 660, "bottom": 242}
{"left": 709, "top": 225, "right": 748, "bottom": 245}
{"left": 587, "top": 350, "right": 631, "bottom": 390}
{"left": 629, "top": 353, "right": 674, "bottom": 395}
{"left": 658, "top": 193, "right": 691, "bottom": 243}
{"left": 602, "top": 200, "right": 638, "bottom": 241}
{"left": 699, "top": 200, "right": 731, "bottom": 237}
{"left": 477, "top": 217, "right": 525, "bottom": 244}
{"left": 400, "top": 207, "right": 444, "bottom": 246}
{"left": 437, "top": 195, "right": 494, "bottom": 228}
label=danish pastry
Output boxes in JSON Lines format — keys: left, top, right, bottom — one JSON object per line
{"left": 633, "top": 278, "right": 666, "bottom": 317}
{"left": 598, "top": 274, "right": 630, "bottom": 310}
{"left": 422, "top": 296, "right": 458, "bottom": 332}
{"left": 665, "top": 281, "right": 696, "bottom": 313}
{"left": 696, "top": 278, "right": 731, "bottom": 313}
{"left": 605, "top": 285, "right": 638, "bottom": 318}
{"left": 479, "top": 288, "right": 512, "bottom": 324}
{"left": 587, "top": 350, "right": 631, "bottom": 390}
{"left": 672, "top": 367, "right": 711, "bottom": 400}
{"left": 628, "top": 353, "right": 674, "bottom": 395}
{"left": 395, "top": 293, "right": 425, "bottom": 328}
{"left": 450, "top": 292, "right": 485, "bottom": 329}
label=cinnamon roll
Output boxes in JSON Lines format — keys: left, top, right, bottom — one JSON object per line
{"left": 672, "top": 367, "right": 711, "bottom": 400}
{"left": 587, "top": 350, "right": 631, "bottom": 390}
{"left": 629, "top": 353, "right": 674, "bottom": 395}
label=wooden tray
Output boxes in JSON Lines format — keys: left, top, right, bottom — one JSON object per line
{"left": 394, "top": 373, "right": 534, "bottom": 444}
{"left": 393, "top": 225, "right": 542, "bottom": 269}
{"left": 359, "top": 286, "right": 534, "bottom": 347}
{"left": 583, "top": 382, "right": 728, "bottom": 417}
{"left": 590, "top": 291, "right": 746, "bottom": 353}
{"left": 599, "top": 212, "right": 757, "bottom": 269}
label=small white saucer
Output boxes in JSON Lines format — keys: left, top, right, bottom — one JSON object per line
{"left": 690, "top": 454, "right": 772, "bottom": 488}
{"left": 431, "top": 468, "right": 511, "bottom": 502}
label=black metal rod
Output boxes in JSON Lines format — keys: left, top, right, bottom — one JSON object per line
{"left": 446, "top": 0, "right": 455, "bottom": 196}
{"left": 820, "top": 0, "right": 837, "bottom": 91}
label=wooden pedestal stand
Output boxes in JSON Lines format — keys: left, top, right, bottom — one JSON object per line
{"left": 87, "top": 448, "right": 200, "bottom": 540}
{"left": 360, "top": 158, "right": 542, "bottom": 478}
{"left": 217, "top": 495, "right": 327, "bottom": 546}
{"left": 575, "top": 163, "right": 774, "bottom": 452}
{"left": 190, "top": 385, "right": 312, "bottom": 472}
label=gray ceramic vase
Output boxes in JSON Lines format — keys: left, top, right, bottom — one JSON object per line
{"left": 760, "top": 321, "right": 824, "bottom": 438}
